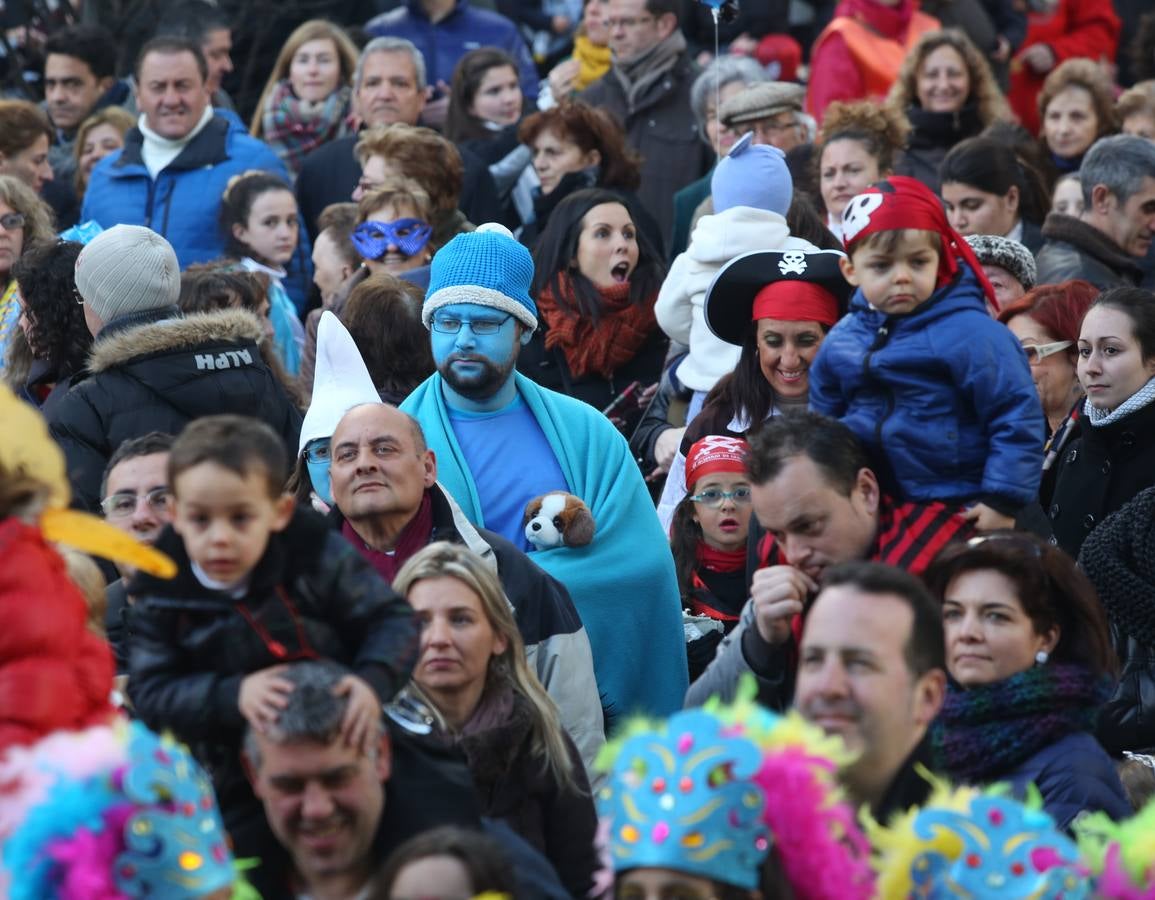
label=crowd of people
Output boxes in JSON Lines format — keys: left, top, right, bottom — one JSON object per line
{"left": 3, "top": 0, "right": 1155, "bottom": 896}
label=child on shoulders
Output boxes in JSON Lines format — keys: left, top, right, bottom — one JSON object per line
{"left": 809, "top": 176, "right": 1044, "bottom": 530}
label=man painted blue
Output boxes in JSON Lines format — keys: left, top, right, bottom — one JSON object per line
{"left": 402, "top": 224, "right": 687, "bottom": 723}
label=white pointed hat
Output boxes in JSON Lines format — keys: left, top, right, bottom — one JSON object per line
{"left": 299, "top": 311, "right": 382, "bottom": 453}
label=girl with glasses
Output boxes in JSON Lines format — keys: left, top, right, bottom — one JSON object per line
{"left": 0, "top": 175, "right": 58, "bottom": 382}
{"left": 670, "top": 436, "right": 752, "bottom": 683}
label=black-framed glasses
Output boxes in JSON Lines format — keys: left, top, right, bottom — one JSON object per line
{"left": 431, "top": 313, "right": 513, "bottom": 335}
{"left": 0, "top": 212, "right": 25, "bottom": 231}
{"left": 303, "top": 439, "right": 330, "bottom": 464}
{"left": 101, "top": 486, "right": 170, "bottom": 519}
{"left": 688, "top": 487, "right": 752, "bottom": 508}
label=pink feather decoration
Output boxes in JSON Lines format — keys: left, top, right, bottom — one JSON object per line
{"left": 46, "top": 805, "right": 133, "bottom": 900}
{"left": 1097, "top": 844, "right": 1155, "bottom": 900}
{"left": 751, "top": 746, "right": 875, "bottom": 900}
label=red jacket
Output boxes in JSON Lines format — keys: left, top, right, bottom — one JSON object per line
{"left": 1008, "top": 0, "right": 1120, "bottom": 134}
{"left": 0, "top": 518, "right": 114, "bottom": 755}
{"left": 806, "top": 0, "right": 939, "bottom": 122}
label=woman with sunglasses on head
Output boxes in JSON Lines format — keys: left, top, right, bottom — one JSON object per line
{"left": 924, "top": 532, "right": 1131, "bottom": 830}
{"left": 996, "top": 280, "right": 1099, "bottom": 507}
{"left": 671, "top": 436, "right": 753, "bottom": 683}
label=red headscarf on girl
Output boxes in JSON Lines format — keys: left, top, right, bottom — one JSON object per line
{"left": 840, "top": 176, "right": 1000, "bottom": 311}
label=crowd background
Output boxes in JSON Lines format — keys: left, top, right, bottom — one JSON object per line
{"left": 3, "top": 0, "right": 1155, "bottom": 897}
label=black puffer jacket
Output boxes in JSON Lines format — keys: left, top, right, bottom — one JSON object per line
{"left": 48, "top": 308, "right": 302, "bottom": 511}
{"left": 1079, "top": 485, "right": 1155, "bottom": 755}
{"left": 1047, "top": 401, "right": 1155, "bottom": 558}
{"left": 127, "top": 509, "right": 419, "bottom": 810}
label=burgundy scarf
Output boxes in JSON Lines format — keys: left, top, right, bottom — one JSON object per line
{"left": 342, "top": 491, "right": 433, "bottom": 583}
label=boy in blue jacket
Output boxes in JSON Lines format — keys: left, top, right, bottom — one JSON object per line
{"left": 809, "top": 176, "right": 1044, "bottom": 530}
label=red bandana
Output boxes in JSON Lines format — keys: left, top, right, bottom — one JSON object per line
{"left": 840, "top": 175, "right": 999, "bottom": 310}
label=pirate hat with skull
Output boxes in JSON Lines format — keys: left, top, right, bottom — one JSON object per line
{"left": 703, "top": 248, "right": 852, "bottom": 346}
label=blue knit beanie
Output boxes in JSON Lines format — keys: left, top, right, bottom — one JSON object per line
{"left": 711, "top": 133, "right": 793, "bottom": 216}
{"left": 422, "top": 223, "right": 538, "bottom": 330}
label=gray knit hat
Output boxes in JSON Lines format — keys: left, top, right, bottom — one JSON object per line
{"left": 720, "top": 81, "right": 804, "bottom": 127}
{"left": 964, "top": 234, "right": 1037, "bottom": 290}
{"left": 75, "top": 225, "right": 181, "bottom": 324}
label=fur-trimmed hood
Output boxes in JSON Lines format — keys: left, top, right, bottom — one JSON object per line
{"left": 89, "top": 309, "right": 266, "bottom": 373}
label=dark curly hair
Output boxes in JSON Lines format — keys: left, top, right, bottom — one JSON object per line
{"left": 11, "top": 240, "right": 92, "bottom": 375}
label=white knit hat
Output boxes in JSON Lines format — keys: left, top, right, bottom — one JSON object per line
{"left": 299, "top": 311, "right": 382, "bottom": 453}
{"left": 74, "top": 225, "right": 180, "bottom": 323}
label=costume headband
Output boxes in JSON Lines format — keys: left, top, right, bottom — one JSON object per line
{"left": 685, "top": 435, "right": 748, "bottom": 488}
{"left": 841, "top": 176, "right": 998, "bottom": 308}
{"left": 351, "top": 218, "right": 432, "bottom": 261}
{"left": 751, "top": 281, "right": 840, "bottom": 326}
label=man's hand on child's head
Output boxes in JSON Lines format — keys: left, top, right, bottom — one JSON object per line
{"left": 963, "top": 503, "right": 1017, "bottom": 533}
{"left": 239, "top": 665, "right": 294, "bottom": 732}
{"left": 334, "top": 675, "right": 382, "bottom": 755}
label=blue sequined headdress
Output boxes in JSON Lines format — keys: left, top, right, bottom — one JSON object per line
{"left": 598, "top": 708, "right": 771, "bottom": 889}
{"left": 872, "top": 783, "right": 1089, "bottom": 899}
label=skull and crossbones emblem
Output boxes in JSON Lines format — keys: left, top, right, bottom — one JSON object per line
{"left": 778, "top": 251, "right": 808, "bottom": 276}
{"left": 841, "top": 193, "right": 884, "bottom": 243}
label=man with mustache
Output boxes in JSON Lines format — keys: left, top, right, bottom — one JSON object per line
{"left": 401, "top": 224, "right": 688, "bottom": 723}
{"left": 81, "top": 36, "right": 288, "bottom": 268}
{"left": 686, "top": 412, "right": 970, "bottom": 709}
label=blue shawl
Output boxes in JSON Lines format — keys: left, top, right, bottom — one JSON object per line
{"left": 402, "top": 372, "right": 687, "bottom": 723}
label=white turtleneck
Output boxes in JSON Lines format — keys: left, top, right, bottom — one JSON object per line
{"left": 138, "top": 105, "right": 215, "bottom": 179}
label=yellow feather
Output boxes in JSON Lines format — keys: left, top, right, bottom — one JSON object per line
{"left": 40, "top": 509, "right": 177, "bottom": 578}
{"left": 0, "top": 383, "right": 69, "bottom": 507}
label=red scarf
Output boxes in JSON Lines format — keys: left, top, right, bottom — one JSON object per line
{"left": 696, "top": 542, "right": 746, "bottom": 573}
{"left": 537, "top": 275, "right": 657, "bottom": 379}
{"left": 342, "top": 491, "right": 434, "bottom": 583}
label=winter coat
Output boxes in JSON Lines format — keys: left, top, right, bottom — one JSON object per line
{"left": 1048, "top": 401, "right": 1155, "bottom": 559}
{"left": 331, "top": 483, "right": 606, "bottom": 775}
{"left": 1035, "top": 213, "right": 1145, "bottom": 292}
{"left": 0, "top": 519, "right": 115, "bottom": 755}
{"left": 366, "top": 0, "right": 539, "bottom": 102}
{"left": 47, "top": 308, "right": 302, "bottom": 513}
{"left": 894, "top": 103, "right": 985, "bottom": 196}
{"left": 806, "top": 0, "right": 940, "bottom": 120}
{"left": 1078, "top": 487, "right": 1155, "bottom": 755}
{"left": 580, "top": 52, "right": 709, "bottom": 246}
{"left": 1008, "top": 0, "right": 1120, "bottom": 134}
{"left": 1003, "top": 732, "right": 1132, "bottom": 830}
{"left": 81, "top": 113, "right": 290, "bottom": 270}
{"left": 809, "top": 265, "right": 1044, "bottom": 509}
{"left": 655, "top": 208, "right": 815, "bottom": 393}
{"left": 444, "top": 689, "right": 598, "bottom": 897}
{"left": 127, "top": 509, "right": 419, "bottom": 813}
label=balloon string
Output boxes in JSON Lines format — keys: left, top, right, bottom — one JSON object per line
{"left": 712, "top": 7, "right": 720, "bottom": 156}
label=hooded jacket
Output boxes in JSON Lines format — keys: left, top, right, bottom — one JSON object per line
{"left": 81, "top": 113, "right": 290, "bottom": 270}
{"left": 809, "top": 265, "right": 1044, "bottom": 509}
{"left": 655, "top": 207, "right": 815, "bottom": 392}
{"left": 48, "top": 309, "right": 302, "bottom": 512}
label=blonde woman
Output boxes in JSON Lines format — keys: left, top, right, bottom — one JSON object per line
{"left": 885, "top": 29, "right": 1011, "bottom": 194}
{"left": 250, "top": 20, "right": 359, "bottom": 176}
{"left": 392, "top": 542, "right": 598, "bottom": 899}
{"left": 72, "top": 107, "right": 135, "bottom": 199}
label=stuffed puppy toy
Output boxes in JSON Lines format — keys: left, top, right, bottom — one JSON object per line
{"left": 523, "top": 492, "right": 596, "bottom": 550}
